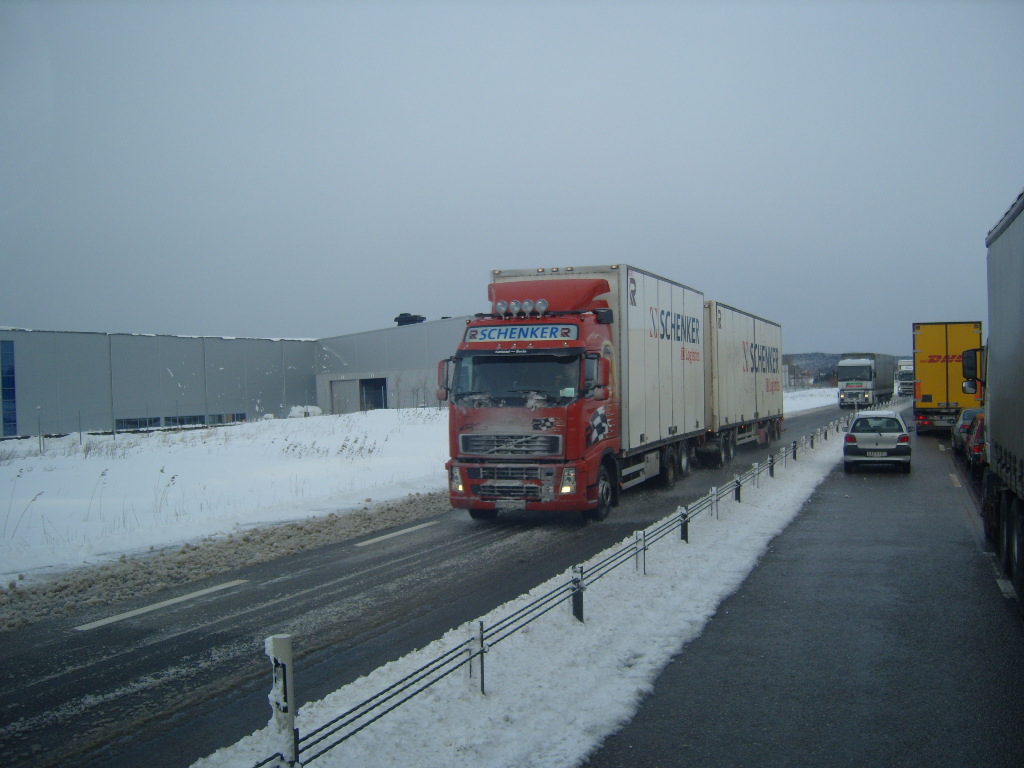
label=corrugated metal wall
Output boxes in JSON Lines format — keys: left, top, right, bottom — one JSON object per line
{"left": 0, "top": 329, "right": 316, "bottom": 436}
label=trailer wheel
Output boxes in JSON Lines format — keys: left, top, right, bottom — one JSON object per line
{"left": 661, "top": 447, "right": 678, "bottom": 488}
{"left": 587, "top": 464, "right": 614, "bottom": 522}
{"left": 1011, "top": 498, "right": 1024, "bottom": 596}
{"left": 725, "top": 432, "right": 736, "bottom": 461}
{"left": 678, "top": 445, "right": 691, "bottom": 478}
{"left": 716, "top": 439, "right": 727, "bottom": 468}
{"left": 468, "top": 508, "right": 498, "bottom": 521}
{"left": 999, "top": 494, "right": 1014, "bottom": 576}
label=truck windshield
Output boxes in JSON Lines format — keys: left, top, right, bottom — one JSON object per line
{"left": 897, "top": 370, "right": 914, "bottom": 381}
{"left": 453, "top": 354, "right": 581, "bottom": 407}
{"left": 838, "top": 364, "right": 873, "bottom": 382}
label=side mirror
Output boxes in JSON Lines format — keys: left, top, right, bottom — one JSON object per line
{"left": 962, "top": 380, "right": 977, "bottom": 395}
{"left": 437, "top": 359, "right": 452, "bottom": 401}
{"left": 961, "top": 347, "right": 985, "bottom": 383}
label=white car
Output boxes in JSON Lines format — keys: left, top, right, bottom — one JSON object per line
{"left": 843, "top": 410, "right": 913, "bottom": 474}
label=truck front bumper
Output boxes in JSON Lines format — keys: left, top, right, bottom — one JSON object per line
{"left": 446, "top": 460, "right": 595, "bottom": 512}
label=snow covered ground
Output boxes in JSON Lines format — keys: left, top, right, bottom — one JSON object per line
{"left": 2, "top": 388, "right": 841, "bottom": 767}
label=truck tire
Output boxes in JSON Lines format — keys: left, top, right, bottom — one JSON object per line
{"left": 725, "top": 431, "right": 736, "bottom": 460}
{"left": 660, "top": 447, "right": 678, "bottom": 488}
{"left": 999, "top": 493, "right": 1014, "bottom": 576}
{"left": 1011, "top": 498, "right": 1024, "bottom": 596}
{"left": 678, "top": 444, "right": 691, "bottom": 478}
{"left": 583, "top": 464, "right": 613, "bottom": 522}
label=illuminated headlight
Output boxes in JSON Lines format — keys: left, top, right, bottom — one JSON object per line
{"left": 449, "top": 466, "right": 464, "bottom": 493}
{"left": 560, "top": 467, "right": 577, "bottom": 494}
{"left": 495, "top": 300, "right": 509, "bottom": 316}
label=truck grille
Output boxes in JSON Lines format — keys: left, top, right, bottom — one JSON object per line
{"left": 460, "top": 433, "right": 562, "bottom": 457}
{"left": 476, "top": 483, "right": 543, "bottom": 501}
{"left": 474, "top": 466, "right": 543, "bottom": 480}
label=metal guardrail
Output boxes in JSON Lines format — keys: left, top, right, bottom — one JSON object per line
{"left": 251, "top": 416, "right": 852, "bottom": 767}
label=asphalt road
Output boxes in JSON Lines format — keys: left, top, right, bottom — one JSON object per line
{"left": 581, "top": 418, "right": 1024, "bottom": 768}
{"left": 0, "top": 405, "right": 882, "bottom": 768}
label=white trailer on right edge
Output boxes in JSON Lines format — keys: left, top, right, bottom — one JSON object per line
{"left": 963, "top": 187, "right": 1024, "bottom": 593}
{"left": 699, "top": 301, "right": 784, "bottom": 465}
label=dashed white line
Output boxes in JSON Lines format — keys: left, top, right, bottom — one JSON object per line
{"left": 355, "top": 521, "right": 440, "bottom": 547}
{"left": 74, "top": 580, "right": 248, "bottom": 631}
{"left": 949, "top": 473, "right": 962, "bottom": 488}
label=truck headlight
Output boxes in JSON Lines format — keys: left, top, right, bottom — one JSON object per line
{"left": 449, "top": 466, "right": 464, "bottom": 493}
{"left": 560, "top": 467, "right": 577, "bottom": 494}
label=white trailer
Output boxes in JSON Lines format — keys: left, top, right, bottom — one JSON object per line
{"left": 700, "top": 301, "right": 784, "bottom": 463}
{"left": 964, "top": 187, "right": 1024, "bottom": 592}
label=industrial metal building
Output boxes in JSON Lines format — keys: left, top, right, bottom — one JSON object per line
{"left": 316, "top": 317, "right": 468, "bottom": 414}
{"left": 1, "top": 317, "right": 469, "bottom": 438}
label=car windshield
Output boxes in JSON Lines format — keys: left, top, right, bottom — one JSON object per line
{"left": 453, "top": 353, "right": 581, "bottom": 407}
{"left": 851, "top": 417, "right": 904, "bottom": 434}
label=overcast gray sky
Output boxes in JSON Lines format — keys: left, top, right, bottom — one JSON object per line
{"left": 2, "top": 0, "right": 1022, "bottom": 354}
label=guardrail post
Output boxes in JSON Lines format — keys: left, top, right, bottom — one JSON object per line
{"left": 769, "top": 453, "right": 775, "bottom": 478}
{"left": 477, "top": 620, "right": 487, "bottom": 695}
{"left": 792, "top": 440, "right": 798, "bottom": 461}
{"left": 810, "top": 433, "right": 816, "bottom": 449}
{"left": 265, "top": 634, "right": 299, "bottom": 767}
{"left": 734, "top": 476, "right": 742, "bottom": 502}
{"left": 571, "top": 566, "right": 585, "bottom": 624}
{"left": 680, "top": 506, "right": 689, "bottom": 542}
{"left": 635, "top": 531, "right": 647, "bottom": 575}
{"left": 711, "top": 487, "right": 718, "bottom": 519}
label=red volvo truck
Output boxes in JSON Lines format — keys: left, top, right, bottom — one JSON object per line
{"left": 437, "top": 265, "right": 783, "bottom": 522}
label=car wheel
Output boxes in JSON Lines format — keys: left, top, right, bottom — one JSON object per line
{"left": 1011, "top": 499, "right": 1024, "bottom": 597}
{"left": 902, "top": 462, "right": 911, "bottom": 474}
{"left": 844, "top": 461, "right": 853, "bottom": 474}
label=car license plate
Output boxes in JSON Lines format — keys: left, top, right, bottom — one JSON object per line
{"left": 866, "top": 451, "right": 888, "bottom": 457}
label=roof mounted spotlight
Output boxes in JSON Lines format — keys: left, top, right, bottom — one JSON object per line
{"left": 509, "top": 300, "right": 523, "bottom": 315}
{"left": 535, "top": 299, "right": 549, "bottom": 315}
{"left": 495, "top": 300, "right": 509, "bottom": 317}
{"left": 521, "top": 299, "right": 535, "bottom": 314}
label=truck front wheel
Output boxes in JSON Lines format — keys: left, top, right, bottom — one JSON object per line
{"left": 586, "top": 464, "right": 614, "bottom": 522}
{"left": 469, "top": 508, "right": 498, "bottom": 521}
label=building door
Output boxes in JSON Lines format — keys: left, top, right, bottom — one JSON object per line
{"left": 330, "top": 379, "right": 359, "bottom": 415}
{"left": 359, "top": 378, "right": 387, "bottom": 411}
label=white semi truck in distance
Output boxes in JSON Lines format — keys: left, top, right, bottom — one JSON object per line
{"left": 837, "top": 352, "right": 896, "bottom": 409}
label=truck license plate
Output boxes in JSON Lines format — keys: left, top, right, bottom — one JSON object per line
{"left": 495, "top": 500, "right": 527, "bottom": 510}
{"left": 866, "top": 451, "right": 887, "bottom": 457}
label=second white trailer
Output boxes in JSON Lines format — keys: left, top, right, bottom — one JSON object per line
{"left": 699, "top": 300, "right": 784, "bottom": 463}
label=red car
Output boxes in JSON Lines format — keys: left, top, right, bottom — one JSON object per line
{"left": 964, "top": 413, "right": 986, "bottom": 479}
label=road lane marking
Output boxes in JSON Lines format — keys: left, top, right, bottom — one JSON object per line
{"left": 949, "top": 474, "right": 961, "bottom": 488}
{"left": 355, "top": 520, "right": 440, "bottom": 547}
{"left": 74, "top": 580, "right": 248, "bottom": 631}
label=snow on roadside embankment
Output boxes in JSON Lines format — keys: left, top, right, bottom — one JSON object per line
{"left": 0, "top": 389, "right": 839, "bottom": 632}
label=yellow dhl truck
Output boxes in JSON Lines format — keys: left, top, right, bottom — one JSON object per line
{"left": 912, "top": 321, "right": 983, "bottom": 433}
